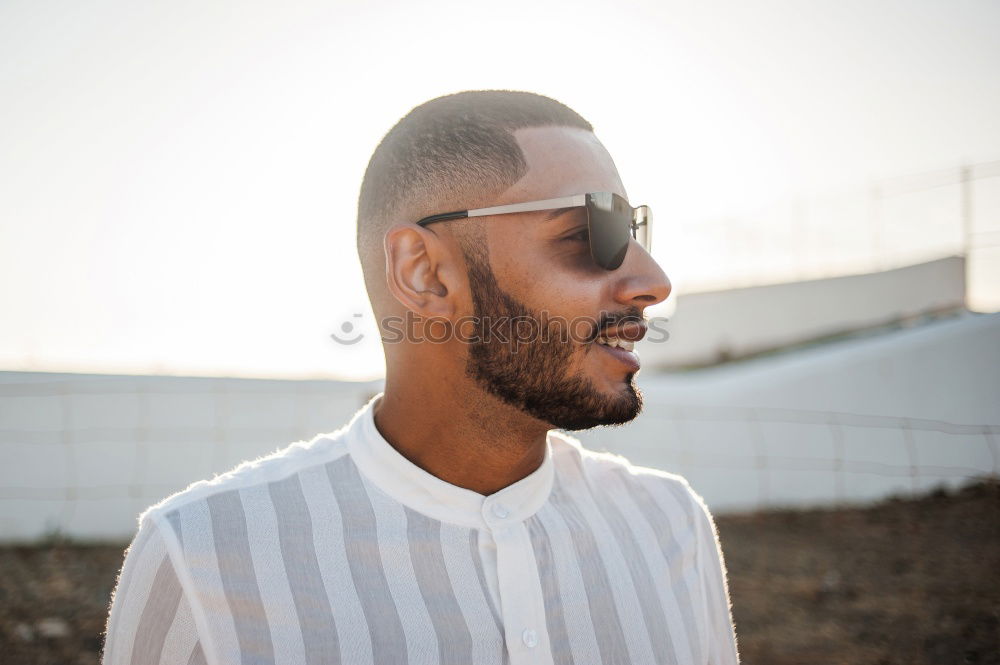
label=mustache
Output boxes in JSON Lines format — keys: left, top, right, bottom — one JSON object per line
{"left": 591, "top": 308, "right": 646, "bottom": 342}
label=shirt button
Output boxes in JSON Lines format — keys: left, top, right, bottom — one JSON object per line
{"left": 492, "top": 503, "right": 510, "bottom": 519}
{"left": 522, "top": 629, "right": 538, "bottom": 648}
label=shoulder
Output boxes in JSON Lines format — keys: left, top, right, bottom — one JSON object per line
{"left": 138, "top": 424, "right": 354, "bottom": 539}
{"left": 548, "top": 430, "right": 725, "bottom": 569}
{"left": 548, "top": 429, "right": 704, "bottom": 524}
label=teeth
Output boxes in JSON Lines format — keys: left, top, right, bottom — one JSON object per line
{"left": 596, "top": 337, "right": 635, "bottom": 352}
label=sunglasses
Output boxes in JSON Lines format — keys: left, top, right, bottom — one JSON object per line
{"left": 415, "top": 192, "right": 652, "bottom": 271}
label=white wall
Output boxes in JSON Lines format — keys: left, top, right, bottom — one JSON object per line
{"left": 0, "top": 373, "right": 383, "bottom": 542}
{"left": 577, "top": 310, "right": 999, "bottom": 513}
{"left": 1, "top": 310, "right": 997, "bottom": 542}
{"left": 641, "top": 256, "right": 967, "bottom": 368}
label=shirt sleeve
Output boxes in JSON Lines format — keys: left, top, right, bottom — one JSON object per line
{"left": 103, "top": 514, "right": 207, "bottom": 665}
{"left": 689, "top": 485, "right": 741, "bottom": 665}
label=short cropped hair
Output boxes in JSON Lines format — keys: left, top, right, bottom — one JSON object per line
{"left": 356, "top": 90, "right": 593, "bottom": 288}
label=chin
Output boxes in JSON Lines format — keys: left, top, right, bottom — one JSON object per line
{"left": 551, "top": 378, "right": 644, "bottom": 431}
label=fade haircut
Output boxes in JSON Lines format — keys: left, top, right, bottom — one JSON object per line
{"left": 356, "top": 90, "right": 594, "bottom": 296}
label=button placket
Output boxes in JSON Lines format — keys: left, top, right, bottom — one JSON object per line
{"left": 492, "top": 521, "right": 554, "bottom": 665}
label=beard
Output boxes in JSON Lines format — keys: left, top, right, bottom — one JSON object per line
{"left": 461, "top": 246, "right": 642, "bottom": 430}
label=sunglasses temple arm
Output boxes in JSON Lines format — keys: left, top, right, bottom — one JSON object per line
{"left": 415, "top": 211, "right": 469, "bottom": 227}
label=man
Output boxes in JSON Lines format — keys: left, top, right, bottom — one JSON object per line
{"left": 103, "top": 90, "right": 740, "bottom": 665}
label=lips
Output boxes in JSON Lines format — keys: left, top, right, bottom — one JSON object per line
{"left": 594, "top": 338, "right": 641, "bottom": 372}
{"left": 592, "top": 319, "right": 644, "bottom": 372}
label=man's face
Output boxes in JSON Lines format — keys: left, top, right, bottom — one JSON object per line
{"left": 460, "top": 126, "right": 672, "bottom": 430}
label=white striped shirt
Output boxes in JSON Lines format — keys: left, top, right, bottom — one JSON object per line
{"left": 103, "top": 393, "right": 740, "bottom": 665}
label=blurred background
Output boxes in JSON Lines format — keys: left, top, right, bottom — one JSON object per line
{"left": 1, "top": 0, "right": 998, "bottom": 663}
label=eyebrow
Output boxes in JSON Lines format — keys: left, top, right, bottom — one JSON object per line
{"left": 543, "top": 207, "right": 580, "bottom": 222}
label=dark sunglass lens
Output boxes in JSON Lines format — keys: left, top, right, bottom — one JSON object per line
{"left": 587, "top": 193, "right": 630, "bottom": 269}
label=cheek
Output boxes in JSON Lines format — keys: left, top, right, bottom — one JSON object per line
{"left": 531, "top": 283, "right": 606, "bottom": 343}
{"left": 489, "top": 233, "right": 607, "bottom": 324}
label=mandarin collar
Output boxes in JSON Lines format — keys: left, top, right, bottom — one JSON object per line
{"left": 345, "top": 393, "right": 555, "bottom": 530}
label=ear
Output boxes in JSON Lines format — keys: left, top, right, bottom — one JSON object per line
{"left": 384, "top": 223, "right": 459, "bottom": 318}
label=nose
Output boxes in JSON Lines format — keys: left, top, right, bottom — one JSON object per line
{"left": 611, "top": 237, "right": 672, "bottom": 307}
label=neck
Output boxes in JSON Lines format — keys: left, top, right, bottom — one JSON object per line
{"left": 373, "top": 370, "right": 550, "bottom": 496}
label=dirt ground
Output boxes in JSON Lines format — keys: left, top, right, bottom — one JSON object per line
{"left": 1, "top": 478, "right": 996, "bottom": 665}
{"left": 723, "top": 477, "right": 999, "bottom": 664}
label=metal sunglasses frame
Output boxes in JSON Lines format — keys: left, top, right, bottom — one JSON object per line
{"left": 414, "top": 192, "right": 652, "bottom": 270}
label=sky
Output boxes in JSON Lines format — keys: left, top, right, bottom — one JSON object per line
{"left": 1, "top": 0, "right": 998, "bottom": 380}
